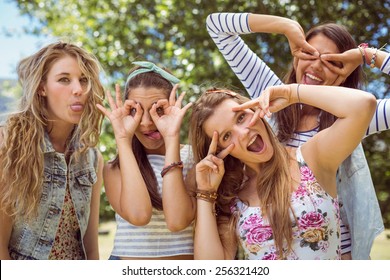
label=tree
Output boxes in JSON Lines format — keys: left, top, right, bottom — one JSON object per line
{"left": 13, "top": 0, "right": 390, "bottom": 224}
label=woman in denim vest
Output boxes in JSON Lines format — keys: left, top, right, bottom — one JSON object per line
{"left": 0, "top": 42, "right": 105, "bottom": 260}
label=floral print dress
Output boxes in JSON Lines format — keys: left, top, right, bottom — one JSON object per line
{"left": 233, "top": 147, "right": 341, "bottom": 260}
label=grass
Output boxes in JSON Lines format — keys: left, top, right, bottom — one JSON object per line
{"left": 98, "top": 220, "right": 390, "bottom": 260}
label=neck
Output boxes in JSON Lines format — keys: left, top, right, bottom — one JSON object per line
{"left": 47, "top": 123, "right": 75, "bottom": 153}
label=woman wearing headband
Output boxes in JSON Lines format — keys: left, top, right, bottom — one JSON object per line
{"left": 97, "top": 61, "right": 195, "bottom": 260}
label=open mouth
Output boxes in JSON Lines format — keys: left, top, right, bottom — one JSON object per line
{"left": 247, "top": 135, "right": 264, "bottom": 153}
{"left": 305, "top": 73, "right": 323, "bottom": 85}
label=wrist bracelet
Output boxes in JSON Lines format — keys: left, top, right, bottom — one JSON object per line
{"left": 370, "top": 48, "right": 378, "bottom": 68}
{"left": 195, "top": 189, "right": 218, "bottom": 202}
{"left": 161, "top": 161, "right": 183, "bottom": 177}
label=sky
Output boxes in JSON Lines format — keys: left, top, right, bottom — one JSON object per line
{"left": 0, "top": 0, "right": 47, "bottom": 79}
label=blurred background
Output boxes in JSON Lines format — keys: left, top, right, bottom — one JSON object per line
{"left": 1, "top": 0, "right": 389, "bottom": 258}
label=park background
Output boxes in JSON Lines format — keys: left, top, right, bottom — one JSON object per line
{"left": 0, "top": 0, "right": 389, "bottom": 259}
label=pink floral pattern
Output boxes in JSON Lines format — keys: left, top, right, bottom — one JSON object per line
{"left": 233, "top": 150, "right": 340, "bottom": 260}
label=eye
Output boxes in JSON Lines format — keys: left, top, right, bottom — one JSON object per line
{"left": 58, "top": 77, "right": 70, "bottom": 83}
{"left": 80, "top": 77, "right": 89, "bottom": 86}
{"left": 156, "top": 106, "right": 164, "bottom": 117}
{"left": 237, "top": 113, "right": 246, "bottom": 123}
{"left": 130, "top": 108, "right": 137, "bottom": 116}
{"left": 222, "top": 132, "right": 231, "bottom": 142}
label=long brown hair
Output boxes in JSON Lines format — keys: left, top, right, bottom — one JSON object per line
{"left": 277, "top": 23, "right": 363, "bottom": 143}
{"left": 189, "top": 88, "right": 295, "bottom": 258}
{"left": 0, "top": 42, "right": 105, "bottom": 219}
{"left": 110, "top": 65, "right": 174, "bottom": 210}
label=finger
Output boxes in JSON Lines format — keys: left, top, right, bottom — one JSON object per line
{"left": 96, "top": 104, "right": 109, "bottom": 117}
{"left": 197, "top": 157, "right": 218, "bottom": 174}
{"left": 302, "top": 42, "right": 319, "bottom": 57}
{"left": 232, "top": 99, "right": 260, "bottom": 111}
{"left": 216, "top": 143, "right": 234, "bottom": 160}
{"left": 249, "top": 108, "right": 261, "bottom": 126}
{"left": 294, "top": 52, "right": 318, "bottom": 61}
{"left": 169, "top": 84, "right": 180, "bottom": 105}
{"left": 181, "top": 102, "right": 193, "bottom": 113}
{"left": 131, "top": 102, "right": 143, "bottom": 123}
{"left": 320, "top": 53, "right": 343, "bottom": 62}
{"left": 320, "top": 59, "right": 343, "bottom": 75}
{"left": 332, "top": 75, "right": 345, "bottom": 86}
{"left": 207, "top": 131, "right": 219, "bottom": 156}
{"left": 175, "top": 91, "right": 186, "bottom": 107}
{"left": 115, "top": 84, "right": 123, "bottom": 107}
{"left": 106, "top": 89, "right": 117, "bottom": 109}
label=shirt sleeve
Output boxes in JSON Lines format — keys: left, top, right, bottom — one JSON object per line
{"left": 365, "top": 99, "right": 390, "bottom": 137}
{"left": 380, "top": 52, "right": 390, "bottom": 75}
{"left": 206, "top": 12, "right": 283, "bottom": 99}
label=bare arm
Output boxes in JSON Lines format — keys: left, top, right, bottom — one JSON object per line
{"left": 151, "top": 87, "right": 196, "bottom": 231}
{"left": 97, "top": 85, "right": 152, "bottom": 225}
{"left": 83, "top": 150, "right": 103, "bottom": 260}
{"left": 193, "top": 132, "right": 236, "bottom": 259}
{"left": 235, "top": 84, "right": 376, "bottom": 196}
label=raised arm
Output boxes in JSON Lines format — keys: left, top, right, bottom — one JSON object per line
{"left": 321, "top": 50, "right": 390, "bottom": 136}
{"left": 97, "top": 85, "right": 152, "bottom": 226}
{"left": 234, "top": 84, "right": 376, "bottom": 196}
{"left": 194, "top": 132, "right": 236, "bottom": 260}
{"left": 150, "top": 87, "right": 196, "bottom": 231}
{"left": 206, "top": 12, "right": 283, "bottom": 99}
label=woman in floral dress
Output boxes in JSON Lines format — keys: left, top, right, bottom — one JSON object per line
{"left": 189, "top": 83, "right": 375, "bottom": 260}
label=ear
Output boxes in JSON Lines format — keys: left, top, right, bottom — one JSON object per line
{"left": 38, "top": 84, "right": 46, "bottom": 96}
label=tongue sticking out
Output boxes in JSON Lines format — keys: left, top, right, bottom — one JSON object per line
{"left": 247, "top": 135, "right": 264, "bottom": 152}
{"left": 146, "top": 131, "right": 162, "bottom": 140}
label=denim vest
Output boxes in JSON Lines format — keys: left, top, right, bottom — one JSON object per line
{"left": 337, "top": 143, "right": 384, "bottom": 259}
{"left": 8, "top": 133, "right": 98, "bottom": 260}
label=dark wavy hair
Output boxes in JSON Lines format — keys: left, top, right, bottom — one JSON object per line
{"left": 276, "top": 23, "right": 363, "bottom": 143}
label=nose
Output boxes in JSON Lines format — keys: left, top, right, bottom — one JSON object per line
{"left": 72, "top": 80, "right": 83, "bottom": 96}
{"left": 311, "top": 57, "right": 323, "bottom": 72}
{"left": 235, "top": 124, "right": 249, "bottom": 142}
{"left": 140, "top": 110, "right": 153, "bottom": 127}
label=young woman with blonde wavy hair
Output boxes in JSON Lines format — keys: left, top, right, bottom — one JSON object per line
{"left": 190, "top": 84, "right": 376, "bottom": 260}
{"left": 0, "top": 42, "right": 105, "bottom": 260}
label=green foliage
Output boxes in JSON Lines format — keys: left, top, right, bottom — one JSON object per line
{"left": 12, "top": 0, "right": 390, "bottom": 223}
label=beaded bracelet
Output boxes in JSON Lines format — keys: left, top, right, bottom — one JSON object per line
{"left": 161, "top": 161, "right": 183, "bottom": 177}
{"left": 370, "top": 48, "right": 378, "bottom": 68}
{"left": 358, "top": 43, "right": 369, "bottom": 65}
{"left": 195, "top": 190, "right": 218, "bottom": 216}
{"left": 195, "top": 189, "right": 218, "bottom": 202}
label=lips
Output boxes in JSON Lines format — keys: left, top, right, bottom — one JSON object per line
{"left": 70, "top": 103, "right": 84, "bottom": 112}
{"left": 304, "top": 73, "right": 323, "bottom": 85}
{"left": 247, "top": 135, "right": 264, "bottom": 153}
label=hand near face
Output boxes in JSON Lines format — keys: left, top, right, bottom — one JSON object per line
{"left": 320, "top": 48, "right": 362, "bottom": 85}
{"left": 286, "top": 21, "right": 319, "bottom": 60}
{"left": 150, "top": 84, "right": 193, "bottom": 139}
{"left": 232, "top": 85, "right": 293, "bottom": 126}
{"left": 96, "top": 84, "right": 142, "bottom": 140}
{"left": 195, "top": 131, "right": 234, "bottom": 192}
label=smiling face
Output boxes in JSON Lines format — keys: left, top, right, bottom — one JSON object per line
{"left": 203, "top": 99, "right": 274, "bottom": 168}
{"left": 128, "top": 86, "right": 168, "bottom": 155}
{"left": 296, "top": 33, "right": 342, "bottom": 86}
{"left": 42, "top": 55, "right": 89, "bottom": 128}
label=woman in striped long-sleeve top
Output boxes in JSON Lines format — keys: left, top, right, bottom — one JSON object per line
{"left": 206, "top": 12, "right": 390, "bottom": 260}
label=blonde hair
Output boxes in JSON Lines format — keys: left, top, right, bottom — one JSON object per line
{"left": 189, "top": 88, "right": 294, "bottom": 258}
{"left": 0, "top": 42, "right": 105, "bottom": 219}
